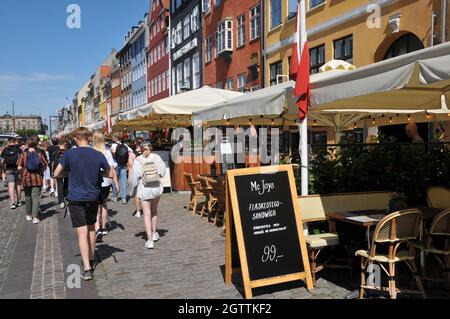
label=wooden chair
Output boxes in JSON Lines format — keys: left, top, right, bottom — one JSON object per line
{"left": 198, "top": 176, "right": 218, "bottom": 221}
{"left": 210, "top": 178, "right": 226, "bottom": 226}
{"left": 183, "top": 173, "right": 204, "bottom": 215}
{"left": 415, "top": 208, "right": 450, "bottom": 289}
{"left": 426, "top": 186, "right": 450, "bottom": 209}
{"left": 356, "top": 209, "right": 425, "bottom": 299}
{"left": 299, "top": 196, "right": 351, "bottom": 286}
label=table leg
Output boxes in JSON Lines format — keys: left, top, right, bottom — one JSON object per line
{"left": 366, "top": 227, "right": 371, "bottom": 250}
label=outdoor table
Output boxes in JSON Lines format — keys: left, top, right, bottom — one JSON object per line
{"left": 326, "top": 210, "right": 386, "bottom": 249}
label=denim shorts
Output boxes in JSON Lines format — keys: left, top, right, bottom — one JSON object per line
{"left": 5, "top": 170, "right": 19, "bottom": 183}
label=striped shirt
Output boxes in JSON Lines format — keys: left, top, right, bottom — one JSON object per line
{"left": 17, "top": 151, "right": 48, "bottom": 187}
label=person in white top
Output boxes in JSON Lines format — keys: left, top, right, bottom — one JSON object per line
{"left": 92, "top": 132, "right": 119, "bottom": 240}
{"left": 129, "top": 141, "right": 165, "bottom": 249}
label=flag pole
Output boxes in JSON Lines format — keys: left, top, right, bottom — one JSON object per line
{"left": 298, "top": 0, "right": 308, "bottom": 196}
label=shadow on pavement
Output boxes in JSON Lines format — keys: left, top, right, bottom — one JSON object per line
{"left": 39, "top": 209, "right": 59, "bottom": 221}
{"left": 135, "top": 229, "right": 168, "bottom": 241}
{"left": 95, "top": 244, "right": 125, "bottom": 264}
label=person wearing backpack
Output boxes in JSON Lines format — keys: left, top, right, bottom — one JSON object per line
{"left": 129, "top": 141, "right": 166, "bottom": 249}
{"left": 16, "top": 136, "right": 48, "bottom": 224}
{"left": 111, "top": 136, "right": 132, "bottom": 204}
{"left": 52, "top": 138, "right": 70, "bottom": 209}
{"left": 129, "top": 137, "right": 143, "bottom": 218}
{"left": 1, "top": 137, "right": 23, "bottom": 209}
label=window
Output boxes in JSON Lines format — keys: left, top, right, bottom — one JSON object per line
{"left": 250, "top": 5, "right": 261, "bottom": 40}
{"left": 202, "top": 0, "right": 211, "bottom": 13}
{"left": 191, "top": 6, "right": 199, "bottom": 32}
{"left": 288, "top": 0, "right": 297, "bottom": 20}
{"left": 158, "top": 74, "right": 161, "bottom": 94}
{"left": 310, "top": 0, "right": 325, "bottom": 9}
{"left": 225, "top": 77, "right": 234, "bottom": 91}
{"left": 271, "top": 0, "right": 282, "bottom": 29}
{"left": 176, "top": 63, "right": 183, "bottom": 93}
{"left": 216, "top": 19, "right": 233, "bottom": 55}
{"left": 205, "top": 36, "right": 212, "bottom": 63}
{"left": 176, "top": 22, "right": 182, "bottom": 45}
{"left": 237, "top": 73, "right": 247, "bottom": 92}
{"left": 192, "top": 52, "right": 201, "bottom": 90}
{"left": 176, "top": 0, "right": 182, "bottom": 9}
{"left": 183, "top": 15, "right": 190, "bottom": 40}
{"left": 183, "top": 57, "right": 191, "bottom": 89}
{"left": 172, "top": 68, "right": 176, "bottom": 94}
{"left": 269, "top": 61, "right": 283, "bottom": 86}
{"left": 162, "top": 72, "right": 166, "bottom": 91}
{"left": 310, "top": 45, "right": 325, "bottom": 74}
{"left": 334, "top": 35, "right": 353, "bottom": 64}
{"left": 237, "top": 14, "right": 246, "bottom": 47}
{"left": 215, "top": 0, "right": 221, "bottom": 7}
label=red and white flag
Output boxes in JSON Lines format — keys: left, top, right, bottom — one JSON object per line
{"left": 290, "top": 0, "right": 310, "bottom": 121}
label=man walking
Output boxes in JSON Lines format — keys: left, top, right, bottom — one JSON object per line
{"left": 54, "top": 127, "right": 112, "bottom": 281}
{"left": 110, "top": 135, "right": 132, "bottom": 204}
{"left": 1, "top": 137, "right": 23, "bottom": 209}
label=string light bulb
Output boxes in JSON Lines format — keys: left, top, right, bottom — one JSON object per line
{"left": 314, "top": 120, "right": 317, "bottom": 126}
{"left": 372, "top": 118, "right": 376, "bottom": 125}
{"left": 271, "top": 119, "right": 274, "bottom": 125}
{"left": 407, "top": 114, "right": 411, "bottom": 121}
{"left": 426, "top": 113, "right": 431, "bottom": 120}
{"left": 389, "top": 117, "right": 393, "bottom": 124}
{"left": 227, "top": 119, "right": 230, "bottom": 125}
{"left": 354, "top": 123, "right": 357, "bottom": 129}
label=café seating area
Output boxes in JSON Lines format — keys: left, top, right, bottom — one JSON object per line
{"left": 184, "top": 174, "right": 450, "bottom": 299}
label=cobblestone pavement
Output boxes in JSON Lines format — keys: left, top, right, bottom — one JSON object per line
{"left": 1, "top": 185, "right": 449, "bottom": 299}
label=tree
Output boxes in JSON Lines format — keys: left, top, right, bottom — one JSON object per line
{"left": 15, "top": 129, "right": 39, "bottom": 138}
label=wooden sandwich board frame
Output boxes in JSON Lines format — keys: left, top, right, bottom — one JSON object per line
{"left": 225, "top": 165, "right": 313, "bottom": 299}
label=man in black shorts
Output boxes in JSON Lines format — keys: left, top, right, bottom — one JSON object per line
{"left": 54, "top": 127, "right": 112, "bottom": 281}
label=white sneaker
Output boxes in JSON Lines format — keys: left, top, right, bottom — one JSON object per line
{"left": 145, "top": 240, "right": 154, "bottom": 249}
{"left": 32, "top": 218, "right": 40, "bottom": 224}
{"left": 152, "top": 232, "right": 160, "bottom": 242}
{"left": 54, "top": 192, "right": 58, "bottom": 198}
{"left": 135, "top": 211, "right": 142, "bottom": 218}
{"left": 26, "top": 215, "right": 32, "bottom": 221}
{"left": 60, "top": 202, "right": 66, "bottom": 209}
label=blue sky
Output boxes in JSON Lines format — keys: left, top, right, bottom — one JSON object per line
{"left": 0, "top": 0, "right": 150, "bottom": 125}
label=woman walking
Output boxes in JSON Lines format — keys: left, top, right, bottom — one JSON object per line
{"left": 40, "top": 141, "right": 51, "bottom": 193}
{"left": 129, "top": 141, "right": 165, "bottom": 249}
{"left": 92, "top": 131, "right": 119, "bottom": 241}
{"left": 17, "top": 136, "right": 48, "bottom": 224}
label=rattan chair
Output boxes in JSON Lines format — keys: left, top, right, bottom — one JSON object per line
{"left": 415, "top": 208, "right": 450, "bottom": 289}
{"left": 184, "top": 173, "right": 204, "bottom": 215}
{"left": 426, "top": 186, "right": 450, "bottom": 209}
{"left": 198, "top": 176, "right": 218, "bottom": 221}
{"left": 356, "top": 209, "right": 425, "bottom": 299}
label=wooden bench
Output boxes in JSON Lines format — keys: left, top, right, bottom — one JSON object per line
{"left": 298, "top": 191, "right": 391, "bottom": 285}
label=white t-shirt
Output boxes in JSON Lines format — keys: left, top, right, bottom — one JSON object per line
{"left": 102, "top": 149, "right": 115, "bottom": 187}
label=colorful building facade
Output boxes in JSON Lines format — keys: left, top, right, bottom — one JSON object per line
{"left": 148, "top": 0, "right": 170, "bottom": 103}
{"left": 202, "top": 0, "right": 263, "bottom": 92}
{"left": 170, "top": 0, "right": 203, "bottom": 95}
{"left": 131, "top": 18, "right": 149, "bottom": 109}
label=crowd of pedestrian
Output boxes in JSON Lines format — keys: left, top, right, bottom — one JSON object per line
{"left": 0, "top": 128, "right": 166, "bottom": 281}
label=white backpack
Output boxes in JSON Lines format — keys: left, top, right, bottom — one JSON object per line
{"left": 137, "top": 157, "right": 160, "bottom": 186}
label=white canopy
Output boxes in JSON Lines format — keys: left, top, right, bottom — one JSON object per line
{"left": 117, "top": 86, "right": 244, "bottom": 122}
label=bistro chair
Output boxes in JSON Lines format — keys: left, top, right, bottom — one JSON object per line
{"left": 210, "top": 177, "right": 226, "bottom": 226}
{"left": 415, "top": 208, "right": 450, "bottom": 289}
{"left": 356, "top": 209, "right": 425, "bottom": 299}
{"left": 426, "top": 186, "right": 450, "bottom": 209}
{"left": 299, "top": 196, "right": 352, "bottom": 286}
{"left": 183, "top": 173, "right": 204, "bottom": 216}
{"left": 198, "top": 176, "right": 218, "bottom": 221}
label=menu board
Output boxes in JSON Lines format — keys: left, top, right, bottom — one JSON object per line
{"left": 225, "top": 165, "right": 312, "bottom": 299}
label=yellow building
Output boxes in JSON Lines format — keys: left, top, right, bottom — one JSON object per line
{"left": 77, "top": 80, "right": 90, "bottom": 127}
{"left": 265, "top": 0, "right": 448, "bottom": 85}
{"left": 264, "top": 0, "right": 449, "bottom": 143}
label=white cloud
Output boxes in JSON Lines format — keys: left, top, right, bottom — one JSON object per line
{"left": 0, "top": 72, "right": 74, "bottom": 84}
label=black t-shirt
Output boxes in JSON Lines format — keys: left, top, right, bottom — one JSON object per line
{"left": 48, "top": 145, "right": 59, "bottom": 164}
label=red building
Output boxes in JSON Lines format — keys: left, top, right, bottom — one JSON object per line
{"left": 148, "top": 0, "right": 170, "bottom": 103}
{"left": 203, "top": 0, "right": 262, "bottom": 92}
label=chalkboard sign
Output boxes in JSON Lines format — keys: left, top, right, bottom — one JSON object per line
{"left": 225, "top": 165, "right": 313, "bottom": 299}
